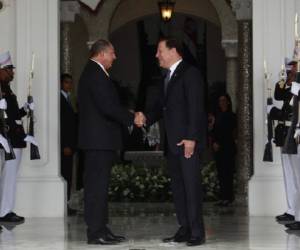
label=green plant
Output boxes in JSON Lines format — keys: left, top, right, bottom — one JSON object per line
{"left": 108, "top": 161, "right": 219, "bottom": 202}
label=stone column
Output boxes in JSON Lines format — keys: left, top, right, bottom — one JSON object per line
{"left": 221, "top": 40, "right": 238, "bottom": 110}
{"left": 61, "top": 23, "right": 72, "bottom": 74}
{"left": 236, "top": 20, "right": 252, "bottom": 205}
{"left": 14, "top": 0, "right": 64, "bottom": 217}
{"left": 60, "top": 1, "right": 80, "bottom": 74}
{"left": 230, "top": 0, "right": 253, "bottom": 206}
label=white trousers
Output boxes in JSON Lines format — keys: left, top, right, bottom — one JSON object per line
{"left": 0, "top": 148, "right": 22, "bottom": 217}
{"left": 281, "top": 146, "right": 300, "bottom": 221}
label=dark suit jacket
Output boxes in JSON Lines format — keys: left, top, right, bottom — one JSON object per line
{"left": 60, "top": 92, "right": 77, "bottom": 151}
{"left": 146, "top": 61, "right": 206, "bottom": 154}
{"left": 77, "top": 60, "right": 134, "bottom": 150}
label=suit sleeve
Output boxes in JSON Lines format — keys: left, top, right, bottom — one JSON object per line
{"left": 145, "top": 88, "right": 164, "bottom": 126}
{"left": 183, "top": 67, "right": 206, "bottom": 142}
{"left": 89, "top": 74, "right": 134, "bottom": 126}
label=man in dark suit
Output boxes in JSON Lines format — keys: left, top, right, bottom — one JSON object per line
{"left": 143, "top": 37, "right": 206, "bottom": 246}
{"left": 60, "top": 73, "right": 77, "bottom": 214}
{"left": 77, "top": 39, "right": 142, "bottom": 245}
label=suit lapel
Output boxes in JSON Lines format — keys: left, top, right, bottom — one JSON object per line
{"left": 165, "top": 61, "right": 187, "bottom": 101}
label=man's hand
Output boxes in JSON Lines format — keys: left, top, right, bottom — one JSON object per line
{"left": 134, "top": 112, "right": 146, "bottom": 128}
{"left": 63, "top": 147, "right": 73, "bottom": 156}
{"left": 177, "top": 139, "right": 196, "bottom": 159}
{"left": 0, "top": 99, "right": 7, "bottom": 110}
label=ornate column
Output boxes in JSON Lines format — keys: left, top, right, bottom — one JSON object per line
{"left": 236, "top": 20, "right": 252, "bottom": 205}
{"left": 221, "top": 40, "right": 238, "bottom": 110}
{"left": 231, "top": 0, "right": 252, "bottom": 205}
{"left": 14, "top": 0, "right": 65, "bottom": 217}
{"left": 60, "top": 1, "right": 80, "bottom": 74}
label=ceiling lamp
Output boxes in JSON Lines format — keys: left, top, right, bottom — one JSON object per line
{"left": 158, "top": 0, "right": 175, "bottom": 22}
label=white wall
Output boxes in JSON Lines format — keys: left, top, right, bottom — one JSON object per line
{"left": 0, "top": 0, "right": 64, "bottom": 217}
{"left": 0, "top": 0, "right": 16, "bottom": 74}
{"left": 250, "top": 0, "right": 300, "bottom": 216}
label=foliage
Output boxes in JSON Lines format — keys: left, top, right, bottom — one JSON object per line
{"left": 108, "top": 161, "right": 219, "bottom": 202}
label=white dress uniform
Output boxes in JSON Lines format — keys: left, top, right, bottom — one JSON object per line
{"left": 0, "top": 51, "right": 27, "bottom": 222}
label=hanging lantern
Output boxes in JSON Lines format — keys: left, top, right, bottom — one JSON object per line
{"left": 158, "top": 0, "right": 175, "bottom": 22}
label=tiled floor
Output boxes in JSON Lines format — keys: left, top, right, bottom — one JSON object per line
{"left": 0, "top": 203, "right": 299, "bottom": 250}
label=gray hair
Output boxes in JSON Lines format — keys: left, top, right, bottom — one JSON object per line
{"left": 90, "top": 39, "right": 112, "bottom": 58}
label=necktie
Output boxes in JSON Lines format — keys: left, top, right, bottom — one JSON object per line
{"left": 66, "top": 95, "right": 72, "bottom": 106}
{"left": 164, "top": 69, "right": 171, "bottom": 95}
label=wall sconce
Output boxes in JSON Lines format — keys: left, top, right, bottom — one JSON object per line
{"left": 158, "top": 0, "right": 175, "bottom": 22}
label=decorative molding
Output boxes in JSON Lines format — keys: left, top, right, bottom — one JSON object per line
{"left": 231, "top": 0, "right": 252, "bottom": 20}
{"left": 78, "top": 0, "right": 102, "bottom": 12}
{"left": 60, "top": 1, "right": 80, "bottom": 22}
{"left": 221, "top": 39, "right": 238, "bottom": 57}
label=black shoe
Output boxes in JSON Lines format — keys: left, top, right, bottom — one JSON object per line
{"left": 87, "top": 236, "right": 119, "bottom": 245}
{"left": 0, "top": 212, "right": 25, "bottom": 223}
{"left": 105, "top": 227, "right": 126, "bottom": 242}
{"left": 276, "top": 213, "right": 295, "bottom": 222}
{"left": 163, "top": 227, "right": 190, "bottom": 243}
{"left": 285, "top": 222, "right": 300, "bottom": 230}
{"left": 186, "top": 237, "right": 206, "bottom": 246}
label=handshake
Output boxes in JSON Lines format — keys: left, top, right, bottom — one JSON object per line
{"left": 134, "top": 112, "right": 146, "bottom": 128}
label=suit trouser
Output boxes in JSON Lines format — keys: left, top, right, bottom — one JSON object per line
{"left": 61, "top": 154, "right": 73, "bottom": 201}
{"left": 281, "top": 151, "right": 297, "bottom": 216}
{"left": 215, "top": 151, "right": 235, "bottom": 202}
{"left": 167, "top": 149, "right": 205, "bottom": 238}
{"left": 283, "top": 146, "right": 300, "bottom": 221}
{"left": 83, "top": 150, "right": 115, "bottom": 240}
{"left": 0, "top": 149, "right": 22, "bottom": 217}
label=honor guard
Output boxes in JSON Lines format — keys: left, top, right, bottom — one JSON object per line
{"left": 279, "top": 41, "right": 300, "bottom": 230}
{"left": 0, "top": 51, "right": 34, "bottom": 223}
{"left": 269, "top": 59, "right": 298, "bottom": 225}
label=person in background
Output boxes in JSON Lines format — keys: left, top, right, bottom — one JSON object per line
{"left": 211, "top": 93, "right": 237, "bottom": 206}
{"left": 60, "top": 73, "right": 77, "bottom": 215}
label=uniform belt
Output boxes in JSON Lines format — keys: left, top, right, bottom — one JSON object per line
{"left": 15, "top": 120, "right": 22, "bottom": 125}
{"left": 278, "top": 121, "right": 292, "bottom": 126}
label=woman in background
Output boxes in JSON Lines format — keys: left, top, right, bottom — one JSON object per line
{"left": 212, "top": 94, "right": 236, "bottom": 206}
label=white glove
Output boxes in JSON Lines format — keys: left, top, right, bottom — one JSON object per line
{"left": 0, "top": 134, "right": 10, "bottom": 153}
{"left": 0, "top": 99, "right": 7, "bottom": 110}
{"left": 24, "top": 135, "right": 38, "bottom": 146}
{"left": 291, "top": 81, "right": 300, "bottom": 96}
{"left": 294, "top": 128, "right": 300, "bottom": 139}
{"left": 24, "top": 102, "right": 35, "bottom": 111}
{"left": 28, "top": 102, "right": 35, "bottom": 110}
{"left": 267, "top": 105, "right": 274, "bottom": 114}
